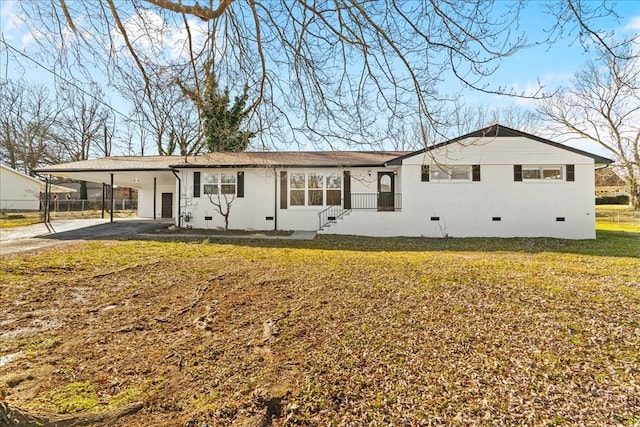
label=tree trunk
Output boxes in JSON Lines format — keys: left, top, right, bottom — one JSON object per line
{"left": 628, "top": 176, "right": 640, "bottom": 210}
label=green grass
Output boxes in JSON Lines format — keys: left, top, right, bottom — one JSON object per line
{"left": 1, "top": 227, "right": 638, "bottom": 425}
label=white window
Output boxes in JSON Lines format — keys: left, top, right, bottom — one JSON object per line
{"left": 290, "top": 173, "right": 306, "bottom": 206}
{"left": 203, "top": 173, "right": 236, "bottom": 195}
{"left": 289, "top": 172, "right": 342, "bottom": 207}
{"left": 429, "top": 165, "right": 471, "bottom": 181}
{"left": 523, "top": 166, "right": 562, "bottom": 180}
{"left": 326, "top": 173, "right": 342, "bottom": 205}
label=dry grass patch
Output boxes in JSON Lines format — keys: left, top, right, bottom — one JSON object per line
{"left": 1, "top": 234, "right": 639, "bottom": 426}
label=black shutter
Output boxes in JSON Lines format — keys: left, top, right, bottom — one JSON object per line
{"left": 472, "top": 165, "right": 481, "bottom": 182}
{"left": 343, "top": 171, "right": 351, "bottom": 209}
{"left": 193, "top": 172, "right": 200, "bottom": 198}
{"left": 514, "top": 165, "right": 523, "bottom": 182}
{"left": 237, "top": 171, "right": 244, "bottom": 197}
{"left": 566, "top": 164, "right": 575, "bottom": 182}
{"left": 280, "top": 171, "right": 287, "bottom": 209}
{"left": 421, "top": 165, "right": 430, "bottom": 182}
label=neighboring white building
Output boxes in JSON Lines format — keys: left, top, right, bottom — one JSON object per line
{"left": 0, "top": 164, "right": 75, "bottom": 211}
{"left": 37, "top": 125, "right": 613, "bottom": 239}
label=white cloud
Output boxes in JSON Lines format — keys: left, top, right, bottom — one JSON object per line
{"left": 166, "top": 17, "right": 209, "bottom": 60}
{"left": 508, "top": 72, "right": 573, "bottom": 107}
{"left": 624, "top": 15, "right": 640, "bottom": 30}
{"left": 111, "top": 10, "right": 211, "bottom": 63}
{"left": 1, "top": 1, "right": 27, "bottom": 42}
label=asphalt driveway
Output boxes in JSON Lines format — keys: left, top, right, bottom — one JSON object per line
{"left": 0, "top": 219, "right": 172, "bottom": 255}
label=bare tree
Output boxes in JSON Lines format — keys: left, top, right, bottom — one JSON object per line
{"left": 0, "top": 80, "right": 62, "bottom": 175}
{"left": 206, "top": 193, "right": 235, "bottom": 231}
{"left": 121, "top": 68, "right": 202, "bottom": 156}
{"left": 57, "top": 85, "right": 111, "bottom": 162}
{"left": 12, "top": 0, "right": 629, "bottom": 154}
{"left": 537, "top": 43, "right": 640, "bottom": 210}
{"left": 20, "top": 0, "right": 536, "bottom": 150}
{"left": 390, "top": 103, "right": 540, "bottom": 151}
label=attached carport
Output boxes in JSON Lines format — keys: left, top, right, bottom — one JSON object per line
{"left": 36, "top": 156, "right": 180, "bottom": 223}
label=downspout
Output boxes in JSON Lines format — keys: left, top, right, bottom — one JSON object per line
{"left": 171, "top": 169, "right": 182, "bottom": 228}
{"left": 273, "top": 167, "right": 278, "bottom": 231}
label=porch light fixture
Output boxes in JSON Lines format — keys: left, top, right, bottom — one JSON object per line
{"left": 368, "top": 170, "right": 372, "bottom": 176}
{"left": 133, "top": 178, "right": 140, "bottom": 183}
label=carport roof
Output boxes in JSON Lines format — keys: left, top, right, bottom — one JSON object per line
{"left": 36, "top": 151, "right": 410, "bottom": 173}
{"left": 36, "top": 155, "right": 182, "bottom": 173}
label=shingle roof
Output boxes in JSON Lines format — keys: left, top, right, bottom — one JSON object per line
{"left": 36, "top": 156, "right": 183, "bottom": 173}
{"left": 35, "top": 152, "right": 409, "bottom": 173}
{"left": 171, "top": 151, "right": 409, "bottom": 168}
{"left": 386, "top": 124, "right": 615, "bottom": 165}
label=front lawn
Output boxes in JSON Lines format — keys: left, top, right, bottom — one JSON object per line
{"left": 0, "top": 228, "right": 638, "bottom": 425}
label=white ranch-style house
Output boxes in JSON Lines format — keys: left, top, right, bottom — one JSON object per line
{"left": 38, "top": 125, "right": 613, "bottom": 239}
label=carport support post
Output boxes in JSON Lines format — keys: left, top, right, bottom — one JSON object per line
{"left": 43, "top": 176, "right": 50, "bottom": 223}
{"left": 101, "top": 183, "right": 105, "bottom": 219}
{"left": 153, "top": 177, "right": 157, "bottom": 219}
{"left": 110, "top": 173, "right": 114, "bottom": 223}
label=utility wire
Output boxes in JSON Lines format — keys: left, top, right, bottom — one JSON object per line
{"left": 0, "top": 38, "right": 156, "bottom": 137}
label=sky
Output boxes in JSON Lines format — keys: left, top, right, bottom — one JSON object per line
{"left": 1, "top": 0, "right": 639, "bottom": 157}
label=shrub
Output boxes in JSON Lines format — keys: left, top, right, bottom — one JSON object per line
{"left": 596, "top": 195, "right": 629, "bottom": 205}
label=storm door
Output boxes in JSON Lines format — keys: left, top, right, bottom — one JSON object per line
{"left": 377, "top": 172, "right": 394, "bottom": 211}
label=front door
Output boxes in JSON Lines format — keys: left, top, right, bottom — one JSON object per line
{"left": 377, "top": 172, "right": 394, "bottom": 211}
{"left": 161, "top": 193, "right": 173, "bottom": 218}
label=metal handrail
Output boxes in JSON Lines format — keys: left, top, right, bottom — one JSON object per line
{"left": 318, "top": 193, "right": 402, "bottom": 229}
{"left": 350, "top": 193, "right": 402, "bottom": 210}
{"left": 318, "top": 200, "right": 350, "bottom": 229}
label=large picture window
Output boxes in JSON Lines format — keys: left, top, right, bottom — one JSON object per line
{"left": 289, "top": 172, "right": 342, "bottom": 207}
{"left": 203, "top": 173, "right": 237, "bottom": 195}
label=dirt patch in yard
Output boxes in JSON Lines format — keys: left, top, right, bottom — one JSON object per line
{"left": 1, "top": 238, "right": 639, "bottom": 425}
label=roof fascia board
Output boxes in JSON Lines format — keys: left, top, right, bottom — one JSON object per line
{"left": 171, "top": 163, "right": 392, "bottom": 169}
{"left": 35, "top": 167, "right": 175, "bottom": 173}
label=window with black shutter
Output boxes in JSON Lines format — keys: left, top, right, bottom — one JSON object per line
{"left": 421, "top": 165, "right": 430, "bottom": 182}
{"left": 514, "top": 165, "right": 523, "bottom": 182}
{"left": 472, "top": 165, "right": 481, "bottom": 182}
{"left": 237, "top": 171, "right": 244, "bottom": 197}
{"left": 566, "top": 164, "right": 575, "bottom": 182}
{"left": 343, "top": 171, "right": 351, "bottom": 209}
{"left": 193, "top": 172, "right": 200, "bottom": 198}
{"left": 280, "top": 171, "right": 287, "bottom": 209}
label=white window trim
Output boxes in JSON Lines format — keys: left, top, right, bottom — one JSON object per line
{"left": 429, "top": 164, "right": 472, "bottom": 182}
{"left": 522, "top": 165, "right": 563, "bottom": 181}
{"left": 289, "top": 171, "right": 343, "bottom": 208}
{"left": 203, "top": 172, "right": 237, "bottom": 195}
